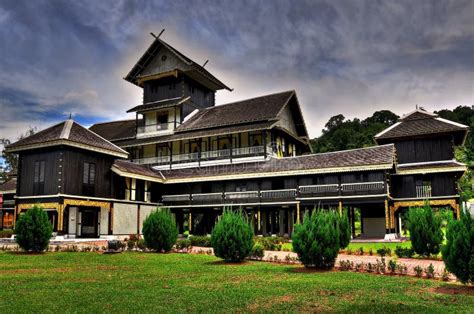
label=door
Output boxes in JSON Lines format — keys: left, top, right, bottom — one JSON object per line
{"left": 80, "top": 208, "right": 98, "bottom": 238}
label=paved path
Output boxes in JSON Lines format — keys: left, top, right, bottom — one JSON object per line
{"left": 191, "top": 246, "right": 451, "bottom": 279}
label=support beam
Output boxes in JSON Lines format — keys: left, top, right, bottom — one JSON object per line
{"left": 188, "top": 212, "right": 192, "bottom": 234}
{"left": 257, "top": 209, "right": 261, "bottom": 231}
{"left": 296, "top": 203, "right": 301, "bottom": 224}
{"left": 338, "top": 201, "right": 342, "bottom": 215}
{"left": 279, "top": 209, "right": 285, "bottom": 236}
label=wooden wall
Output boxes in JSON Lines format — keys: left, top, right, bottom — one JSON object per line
{"left": 394, "top": 136, "right": 454, "bottom": 164}
{"left": 18, "top": 148, "right": 60, "bottom": 196}
{"left": 390, "top": 173, "right": 457, "bottom": 198}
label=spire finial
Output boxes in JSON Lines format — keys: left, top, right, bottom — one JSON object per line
{"left": 68, "top": 112, "right": 72, "bottom": 120}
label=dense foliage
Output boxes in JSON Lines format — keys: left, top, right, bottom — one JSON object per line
{"left": 211, "top": 209, "right": 254, "bottom": 262}
{"left": 407, "top": 205, "right": 443, "bottom": 257}
{"left": 142, "top": 208, "right": 178, "bottom": 252}
{"left": 442, "top": 212, "right": 474, "bottom": 284}
{"left": 310, "top": 110, "right": 399, "bottom": 153}
{"left": 292, "top": 210, "right": 343, "bottom": 269}
{"left": 188, "top": 235, "right": 212, "bottom": 247}
{"left": 15, "top": 205, "right": 53, "bottom": 253}
{"left": 338, "top": 208, "right": 351, "bottom": 249}
{"left": 0, "top": 127, "right": 36, "bottom": 182}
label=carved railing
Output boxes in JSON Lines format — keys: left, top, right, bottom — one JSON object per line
{"left": 416, "top": 185, "right": 432, "bottom": 198}
{"left": 225, "top": 191, "right": 260, "bottom": 200}
{"left": 162, "top": 194, "right": 191, "bottom": 202}
{"left": 299, "top": 184, "right": 339, "bottom": 195}
{"left": 261, "top": 189, "right": 297, "bottom": 199}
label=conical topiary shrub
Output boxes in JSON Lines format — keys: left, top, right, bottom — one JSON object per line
{"left": 142, "top": 208, "right": 178, "bottom": 252}
{"left": 407, "top": 204, "right": 443, "bottom": 257}
{"left": 15, "top": 205, "right": 53, "bottom": 253}
{"left": 211, "top": 209, "right": 254, "bottom": 262}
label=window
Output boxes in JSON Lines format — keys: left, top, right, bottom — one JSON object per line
{"left": 82, "top": 162, "right": 96, "bottom": 196}
{"left": 33, "top": 160, "right": 45, "bottom": 194}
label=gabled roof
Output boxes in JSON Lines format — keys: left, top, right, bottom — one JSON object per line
{"left": 375, "top": 109, "right": 469, "bottom": 144}
{"left": 124, "top": 37, "right": 232, "bottom": 91}
{"left": 176, "top": 90, "right": 296, "bottom": 132}
{"left": 6, "top": 120, "right": 128, "bottom": 158}
{"left": 111, "top": 144, "right": 395, "bottom": 183}
{"left": 89, "top": 119, "right": 138, "bottom": 142}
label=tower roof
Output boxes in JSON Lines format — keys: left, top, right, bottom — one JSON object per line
{"left": 6, "top": 120, "right": 128, "bottom": 158}
{"left": 375, "top": 108, "right": 469, "bottom": 144}
{"left": 124, "top": 36, "right": 232, "bottom": 91}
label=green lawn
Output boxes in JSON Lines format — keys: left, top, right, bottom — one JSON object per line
{"left": 1, "top": 252, "right": 473, "bottom": 312}
{"left": 347, "top": 241, "right": 412, "bottom": 253}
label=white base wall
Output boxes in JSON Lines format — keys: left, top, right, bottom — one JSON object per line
{"left": 100, "top": 209, "right": 109, "bottom": 235}
{"left": 139, "top": 205, "right": 156, "bottom": 234}
{"left": 113, "top": 203, "right": 138, "bottom": 235}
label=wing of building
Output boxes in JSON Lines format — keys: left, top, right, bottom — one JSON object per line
{"left": 4, "top": 35, "right": 469, "bottom": 241}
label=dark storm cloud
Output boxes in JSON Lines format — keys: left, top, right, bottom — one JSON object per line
{"left": 0, "top": 0, "right": 472, "bottom": 149}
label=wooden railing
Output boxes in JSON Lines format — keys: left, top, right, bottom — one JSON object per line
{"left": 133, "top": 155, "right": 170, "bottom": 165}
{"left": 416, "top": 185, "right": 432, "bottom": 198}
{"left": 161, "top": 182, "right": 387, "bottom": 204}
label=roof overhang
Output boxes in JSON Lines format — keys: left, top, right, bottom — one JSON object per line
{"left": 6, "top": 140, "right": 128, "bottom": 159}
{"left": 111, "top": 165, "right": 165, "bottom": 183}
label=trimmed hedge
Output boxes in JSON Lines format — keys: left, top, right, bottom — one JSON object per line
{"left": 15, "top": 205, "right": 53, "bottom": 253}
{"left": 142, "top": 208, "right": 178, "bottom": 252}
{"left": 211, "top": 209, "right": 254, "bottom": 262}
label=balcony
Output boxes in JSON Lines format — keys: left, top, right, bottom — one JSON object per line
{"left": 416, "top": 185, "right": 432, "bottom": 198}
{"left": 138, "top": 145, "right": 268, "bottom": 168}
{"left": 161, "top": 182, "right": 387, "bottom": 205}
{"left": 136, "top": 122, "right": 175, "bottom": 137}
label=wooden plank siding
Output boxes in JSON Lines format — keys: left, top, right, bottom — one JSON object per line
{"left": 394, "top": 136, "right": 454, "bottom": 164}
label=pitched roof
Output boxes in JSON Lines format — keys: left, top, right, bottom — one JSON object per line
{"left": 395, "top": 160, "right": 466, "bottom": 175}
{"left": 112, "top": 159, "right": 165, "bottom": 182}
{"left": 112, "top": 144, "right": 394, "bottom": 183}
{"left": 0, "top": 178, "right": 16, "bottom": 193}
{"left": 6, "top": 120, "right": 128, "bottom": 158}
{"left": 90, "top": 119, "right": 138, "bottom": 142}
{"left": 375, "top": 109, "right": 469, "bottom": 143}
{"left": 176, "top": 90, "right": 295, "bottom": 132}
{"left": 124, "top": 37, "right": 231, "bottom": 91}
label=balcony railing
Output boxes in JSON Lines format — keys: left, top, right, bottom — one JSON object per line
{"left": 261, "top": 189, "right": 297, "bottom": 199}
{"left": 161, "top": 182, "right": 387, "bottom": 204}
{"left": 133, "top": 155, "right": 170, "bottom": 165}
{"left": 200, "top": 149, "right": 230, "bottom": 160}
{"left": 299, "top": 184, "right": 339, "bottom": 195}
{"left": 341, "top": 181, "right": 385, "bottom": 195}
{"left": 416, "top": 185, "right": 432, "bottom": 198}
{"left": 173, "top": 152, "right": 200, "bottom": 163}
{"left": 225, "top": 191, "right": 260, "bottom": 200}
{"left": 232, "top": 146, "right": 265, "bottom": 156}
{"left": 162, "top": 194, "right": 191, "bottom": 202}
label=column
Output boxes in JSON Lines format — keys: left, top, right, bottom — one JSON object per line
{"left": 384, "top": 200, "right": 390, "bottom": 234}
{"left": 261, "top": 210, "right": 267, "bottom": 235}
{"left": 257, "top": 209, "right": 261, "bottom": 234}
{"left": 296, "top": 203, "right": 301, "bottom": 224}
{"left": 338, "top": 201, "right": 342, "bottom": 215}
{"left": 288, "top": 208, "right": 294, "bottom": 236}
{"left": 188, "top": 212, "right": 192, "bottom": 234}
{"left": 350, "top": 207, "right": 356, "bottom": 238}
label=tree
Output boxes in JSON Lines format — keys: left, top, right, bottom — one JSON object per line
{"left": 442, "top": 212, "right": 474, "bottom": 284}
{"left": 407, "top": 205, "right": 443, "bottom": 257}
{"left": 292, "top": 210, "right": 341, "bottom": 269}
{"left": 338, "top": 208, "right": 351, "bottom": 249}
{"left": 15, "top": 205, "right": 53, "bottom": 253}
{"left": 142, "top": 208, "right": 178, "bottom": 252}
{"left": 211, "top": 209, "right": 254, "bottom": 262}
{"left": 1, "top": 126, "right": 37, "bottom": 181}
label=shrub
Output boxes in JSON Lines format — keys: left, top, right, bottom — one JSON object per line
{"left": 441, "top": 268, "right": 450, "bottom": 281}
{"left": 189, "top": 235, "right": 212, "bottom": 247}
{"left": 388, "top": 260, "right": 397, "bottom": 274}
{"left": 425, "top": 263, "right": 435, "bottom": 279}
{"left": 346, "top": 248, "right": 353, "bottom": 255}
{"left": 442, "top": 212, "right": 474, "bottom": 284}
{"left": 376, "top": 258, "right": 386, "bottom": 274}
{"left": 368, "top": 248, "right": 373, "bottom": 256}
{"left": 15, "top": 205, "right": 53, "bottom": 253}
{"left": 338, "top": 208, "right": 351, "bottom": 249}
{"left": 394, "top": 246, "right": 415, "bottom": 258}
{"left": 175, "top": 238, "right": 192, "bottom": 251}
{"left": 0, "top": 229, "right": 14, "bottom": 238}
{"left": 358, "top": 247, "right": 364, "bottom": 256}
{"left": 292, "top": 210, "right": 341, "bottom": 269}
{"left": 339, "top": 260, "right": 353, "bottom": 271}
{"left": 127, "top": 240, "right": 136, "bottom": 250}
{"left": 407, "top": 205, "right": 443, "bottom": 257}
{"left": 355, "top": 262, "right": 365, "bottom": 272}
{"left": 396, "top": 263, "right": 408, "bottom": 275}
{"left": 376, "top": 247, "right": 391, "bottom": 257}
{"left": 366, "top": 262, "right": 374, "bottom": 273}
{"left": 142, "top": 208, "right": 178, "bottom": 252}
{"left": 414, "top": 265, "right": 423, "bottom": 277}
{"left": 250, "top": 243, "right": 265, "bottom": 260}
{"left": 211, "top": 209, "right": 254, "bottom": 262}
{"left": 128, "top": 234, "right": 140, "bottom": 241}
{"left": 137, "top": 239, "right": 146, "bottom": 250}
{"left": 254, "top": 237, "right": 284, "bottom": 251}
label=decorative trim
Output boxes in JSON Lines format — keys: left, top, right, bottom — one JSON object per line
{"left": 63, "top": 198, "right": 111, "bottom": 210}
{"left": 395, "top": 166, "right": 466, "bottom": 175}
{"left": 17, "top": 202, "right": 61, "bottom": 212}
{"left": 392, "top": 199, "right": 460, "bottom": 219}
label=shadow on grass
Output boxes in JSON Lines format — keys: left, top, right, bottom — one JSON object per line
{"left": 430, "top": 284, "right": 474, "bottom": 296}
{"left": 205, "top": 260, "right": 250, "bottom": 266}
{"left": 285, "top": 266, "right": 333, "bottom": 274}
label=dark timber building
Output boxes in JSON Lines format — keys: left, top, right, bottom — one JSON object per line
{"left": 5, "top": 35, "right": 470, "bottom": 240}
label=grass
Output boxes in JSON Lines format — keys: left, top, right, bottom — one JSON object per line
{"left": 347, "top": 241, "right": 412, "bottom": 253}
{"left": 1, "top": 252, "right": 473, "bottom": 312}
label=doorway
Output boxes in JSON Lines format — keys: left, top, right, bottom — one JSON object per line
{"left": 78, "top": 207, "right": 99, "bottom": 238}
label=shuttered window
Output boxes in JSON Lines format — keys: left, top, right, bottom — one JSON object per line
{"left": 33, "top": 160, "right": 45, "bottom": 194}
{"left": 82, "top": 162, "right": 96, "bottom": 196}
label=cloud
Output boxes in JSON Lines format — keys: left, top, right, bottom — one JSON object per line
{"left": 0, "top": 0, "right": 472, "bottom": 142}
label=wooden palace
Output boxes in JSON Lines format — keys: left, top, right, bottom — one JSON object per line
{"left": 3, "top": 35, "right": 469, "bottom": 240}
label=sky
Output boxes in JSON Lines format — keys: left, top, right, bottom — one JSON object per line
{"left": 0, "top": 0, "right": 473, "bottom": 151}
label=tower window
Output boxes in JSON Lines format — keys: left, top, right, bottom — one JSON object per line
{"left": 33, "top": 160, "right": 45, "bottom": 194}
{"left": 82, "top": 162, "right": 96, "bottom": 196}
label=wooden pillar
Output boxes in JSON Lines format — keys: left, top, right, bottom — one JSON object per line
{"left": 261, "top": 210, "right": 267, "bottom": 235}
{"left": 288, "top": 208, "right": 294, "bottom": 235}
{"left": 188, "top": 212, "right": 192, "bottom": 234}
{"left": 384, "top": 200, "right": 390, "bottom": 234}
{"left": 58, "top": 205, "right": 64, "bottom": 232}
{"left": 257, "top": 209, "right": 261, "bottom": 232}
{"left": 350, "top": 207, "right": 356, "bottom": 238}
{"left": 296, "top": 202, "right": 301, "bottom": 224}
{"left": 137, "top": 204, "right": 141, "bottom": 235}
{"left": 109, "top": 205, "right": 114, "bottom": 235}
{"left": 13, "top": 206, "right": 17, "bottom": 229}
{"left": 338, "top": 201, "right": 342, "bottom": 215}
{"left": 390, "top": 206, "right": 395, "bottom": 233}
